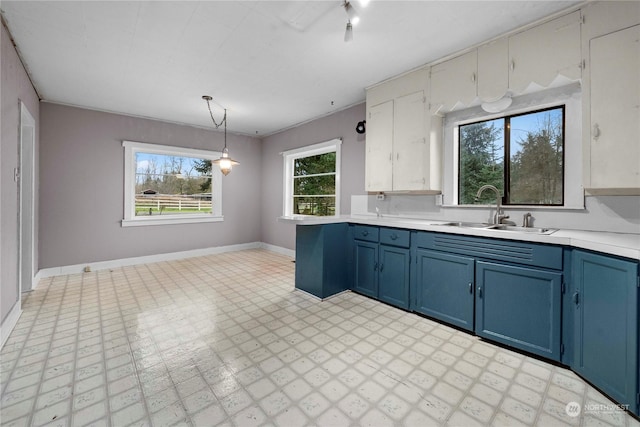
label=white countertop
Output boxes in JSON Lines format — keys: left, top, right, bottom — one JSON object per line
{"left": 281, "top": 215, "right": 640, "bottom": 260}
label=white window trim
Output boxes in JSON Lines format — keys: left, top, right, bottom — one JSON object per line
{"left": 442, "top": 84, "right": 583, "bottom": 210}
{"left": 122, "top": 140, "right": 223, "bottom": 227}
{"left": 282, "top": 138, "right": 342, "bottom": 218}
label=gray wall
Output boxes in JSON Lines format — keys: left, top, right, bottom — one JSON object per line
{"left": 260, "top": 103, "right": 367, "bottom": 250}
{"left": 1, "top": 23, "right": 40, "bottom": 323}
{"left": 38, "top": 103, "right": 262, "bottom": 268}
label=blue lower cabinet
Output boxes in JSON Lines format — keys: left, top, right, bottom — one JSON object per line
{"left": 295, "top": 223, "right": 349, "bottom": 299}
{"left": 571, "top": 250, "right": 639, "bottom": 415}
{"left": 413, "top": 249, "right": 475, "bottom": 331}
{"left": 353, "top": 240, "right": 378, "bottom": 298}
{"left": 351, "top": 226, "right": 411, "bottom": 309}
{"left": 476, "top": 261, "right": 562, "bottom": 360}
{"left": 378, "top": 245, "right": 410, "bottom": 310}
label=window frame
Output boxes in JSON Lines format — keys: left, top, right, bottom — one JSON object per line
{"left": 457, "top": 105, "right": 566, "bottom": 206}
{"left": 443, "top": 84, "right": 583, "bottom": 210}
{"left": 122, "top": 140, "right": 223, "bottom": 227}
{"left": 282, "top": 138, "right": 342, "bottom": 218}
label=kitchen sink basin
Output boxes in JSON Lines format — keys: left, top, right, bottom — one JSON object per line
{"left": 489, "top": 225, "right": 557, "bottom": 234}
{"left": 435, "top": 221, "right": 491, "bottom": 228}
{"left": 433, "top": 222, "right": 556, "bottom": 234}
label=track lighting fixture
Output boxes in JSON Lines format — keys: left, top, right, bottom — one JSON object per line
{"left": 202, "top": 95, "right": 239, "bottom": 176}
{"left": 343, "top": 1, "right": 360, "bottom": 26}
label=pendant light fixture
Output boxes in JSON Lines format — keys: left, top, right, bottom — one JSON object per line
{"left": 202, "top": 95, "right": 238, "bottom": 176}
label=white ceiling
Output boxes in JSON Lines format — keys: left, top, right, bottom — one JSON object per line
{"left": 1, "top": 1, "right": 581, "bottom": 136}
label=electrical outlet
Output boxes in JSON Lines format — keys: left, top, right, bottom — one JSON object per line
{"left": 376, "top": 193, "right": 385, "bottom": 201}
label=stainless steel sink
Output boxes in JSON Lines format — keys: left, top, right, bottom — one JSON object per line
{"left": 489, "top": 225, "right": 557, "bottom": 234}
{"left": 435, "top": 221, "right": 491, "bottom": 228}
{"left": 433, "top": 222, "right": 556, "bottom": 234}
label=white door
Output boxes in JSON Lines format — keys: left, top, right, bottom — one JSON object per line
{"left": 365, "top": 101, "right": 393, "bottom": 192}
{"left": 589, "top": 25, "right": 640, "bottom": 190}
{"left": 393, "top": 90, "right": 427, "bottom": 191}
{"left": 19, "top": 102, "right": 36, "bottom": 293}
{"left": 508, "top": 11, "right": 582, "bottom": 93}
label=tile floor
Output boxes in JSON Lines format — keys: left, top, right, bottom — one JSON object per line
{"left": 1, "top": 249, "right": 638, "bottom": 427}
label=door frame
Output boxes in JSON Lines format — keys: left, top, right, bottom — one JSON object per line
{"left": 19, "top": 101, "right": 36, "bottom": 294}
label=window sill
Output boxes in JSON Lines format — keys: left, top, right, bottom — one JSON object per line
{"left": 122, "top": 215, "right": 224, "bottom": 227}
{"left": 441, "top": 204, "right": 586, "bottom": 211}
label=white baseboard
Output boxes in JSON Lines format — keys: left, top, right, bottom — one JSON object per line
{"left": 1, "top": 301, "right": 22, "bottom": 350}
{"left": 259, "top": 242, "right": 295, "bottom": 259}
{"left": 36, "top": 242, "right": 294, "bottom": 279}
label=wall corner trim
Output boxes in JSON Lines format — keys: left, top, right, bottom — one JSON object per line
{"left": 1, "top": 303, "right": 23, "bottom": 349}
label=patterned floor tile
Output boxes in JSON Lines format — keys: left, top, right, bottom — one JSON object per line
{"left": 1, "top": 249, "right": 637, "bottom": 426}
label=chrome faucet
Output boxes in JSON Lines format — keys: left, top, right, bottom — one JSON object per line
{"left": 475, "top": 185, "right": 509, "bottom": 225}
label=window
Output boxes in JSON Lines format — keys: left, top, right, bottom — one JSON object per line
{"left": 122, "top": 141, "right": 223, "bottom": 226}
{"left": 458, "top": 106, "right": 564, "bottom": 206}
{"left": 282, "top": 138, "right": 341, "bottom": 217}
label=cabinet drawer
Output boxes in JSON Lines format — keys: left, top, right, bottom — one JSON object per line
{"left": 380, "top": 228, "right": 410, "bottom": 248}
{"left": 353, "top": 225, "right": 379, "bottom": 242}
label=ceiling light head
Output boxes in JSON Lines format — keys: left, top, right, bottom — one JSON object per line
{"left": 481, "top": 95, "right": 513, "bottom": 113}
{"left": 343, "top": 1, "right": 360, "bottom": 26}
{"left": 344, "top": 21, "right": 353, "bottom": 42}
{"left": 212, "top": 147, "right": 239, "bottom": 176}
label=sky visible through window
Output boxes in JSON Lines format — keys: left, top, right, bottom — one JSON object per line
{"left": 135, "top": 153, "right": 209, "bottom": 179}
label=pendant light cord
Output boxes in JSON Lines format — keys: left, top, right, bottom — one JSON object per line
{"left": 204, "top": 96, "right": 227, "bottom": 149}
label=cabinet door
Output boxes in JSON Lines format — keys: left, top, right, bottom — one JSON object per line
{"left": 430, "top": 50, "right": 477, "bottom": 115}
{"left": 378, "top": 245, "right": 410, "bottom": 309}
{"left": 478, "top": 38, "right": 509, "bottom": 103}
{"left": 413, "top": 250, "right": 475, "bottom": 331}
{"left": 476, "top": 261, "right": 562, "bottom": 360}
{"left": 353, "top": 240, "right": 378, "bottom": 298}
{"left": 589, "top": 25, "right": 640, "bottom": 191}
{"left": 572, "top": 250, "right": 638, "bottom": 413}
{"left": 509, "top": 11, "right": 581, "bottom": 94}
{"left": 365, "top": 101, "right": 393, "bottom": 192}
{"left": 393, "top": 90, "right": 427, "bottom": 191}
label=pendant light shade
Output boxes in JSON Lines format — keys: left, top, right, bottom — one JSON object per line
{"left": 212, "top": 147, "right": 239, "bottom": 176}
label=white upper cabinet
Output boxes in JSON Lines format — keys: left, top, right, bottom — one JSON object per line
{"left": 393, "top": 91, "right": 429, "bottom": 191}
{"left": 508, "top": 11, "right": 582, "bottom": 94}
{"left": 587, "top": 24, "right": 640, "bottom": 193}
{"left": 366, "top": 68, "right": 441, "bottom": 193}
{"left": 430, "top": 50, "right": 477, "bottom": 115}
{"left": 365, "top": 100, "right": 393, "bottom": 192}
{"left": 478, "top": 38, "right": 509, "bottom": 103}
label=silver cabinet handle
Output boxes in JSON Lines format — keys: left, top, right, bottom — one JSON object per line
{"left": 390, "top": 234, "right": 398, "bottom": 240}
{"left": 362, "top": 230, "right": 369, "bottom": 236}
{"left": 478, "top": 286, "right": 483, "bottom": 298}
{"left": 592, "top": 123, "right": 601, "bottom": 139}
{"left": 380, "top": 264, "right": 384, "bottom": 272}
{"left": 468, "top": 283, "right": 473, "bottom": 294}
